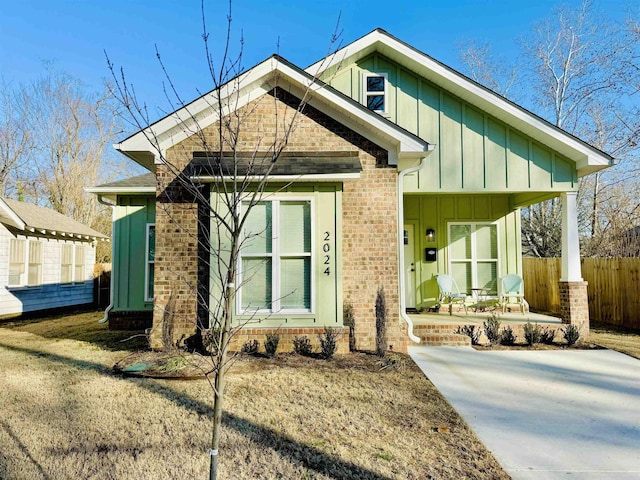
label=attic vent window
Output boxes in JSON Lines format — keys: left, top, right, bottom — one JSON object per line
{"left": 363, "top": 73, "right": 387, "bottom": 113}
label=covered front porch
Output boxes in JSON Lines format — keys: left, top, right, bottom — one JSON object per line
{"left": 408, "top": 309, "right": 563, "bottom": 346}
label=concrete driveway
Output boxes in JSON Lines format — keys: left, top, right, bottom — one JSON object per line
{"left": 408, "top": 346, "right": 640, "bottom": 479}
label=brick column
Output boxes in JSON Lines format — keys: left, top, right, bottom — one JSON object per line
{"left": 559, "top": 280, "right": 589, "bottom": 335}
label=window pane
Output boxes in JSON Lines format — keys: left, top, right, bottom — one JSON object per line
{"left": 28, "top": 265, "right": 41, "bottom": 286}
{"left": 476, "top": 225, "right": 497, "bottom": 259}
{"left": 9, "top": 239, "right": 25, "bottom": 264}
{"left": 450, "top": 262, "right": 471, "bottom": 293}
{"left": 280, "top": 201, "right": 310, "bottom": 253}
{"left": 366, "top": 76, "right": 385, "bottom": 92}
{"left": 29, "top": 242, "right": 42, "bottom": 263}
{"left": 8, "top": 265, "right": 22, "bottom": 286}
{"left": 243, "top": 202, "right": 272, "bottom": 254}
{"left": 147, "top": 227, "right": 155, "bottom": 261}
{"left": 450, "top": 225, "right": 471, "bottom": 259}
{"left": 241, "top": 258, "right": 272, "bottom": 309}
{"left": 147, "top": 263, "right": 154, "bottom": 299}
{"left": 280, "top": 257, "right": 310, "bottom": 310}
{"left": 367, "top": 95, "right": 384, "bottom": 111}
{"left": 477, "top": 262, "right": 498, "bottom": 294}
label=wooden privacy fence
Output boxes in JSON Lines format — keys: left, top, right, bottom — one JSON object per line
{"left": 523, "top": 257, "right": 640, "bottom": 330}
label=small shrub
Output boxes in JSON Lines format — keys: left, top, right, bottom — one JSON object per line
{"left": 523, "top": 322, "right": 542, "bottom": 346}
{"left": 292, "top": 335, "right": 313, "bottom": 356}
{"left": 241, "top": 339, "right": 259, "bottom": 355}
{"left": 484, "top": 315, "right": 501, "bottom": 345}
{"left": 540, "top": 327, "right": 556, "bottom": 345}
{"left": 562, "top": 324, "right": 580, "bottom": 346}
{"left": 454, "top": 325, "right": 480, "bottom": 345}
{"left": 318, "top": 327, "right": 338, "bottom": 359}
{"left": 500, "top": 326, "right": 516, "bottom": 346}
{"left": 375, "top": 285, "right": 388, "bottom": 357}
{"left": 264, "top": 332, "right": 280, "bottom": 357}
{"left": 343, "top": 302, "right": 356, "bottom": 352}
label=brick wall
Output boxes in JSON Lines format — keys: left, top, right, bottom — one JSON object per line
{"left": 150, "top": 88, "right": 406, "bottom": 352}
{"left": 342, "top": 155, "right": 406, "bottom": 353}
{"left": 228, "top": 327, "right": 350, "bottom": 355}
{"left": 559, "top": 281, "right": 590, "bottom": 336}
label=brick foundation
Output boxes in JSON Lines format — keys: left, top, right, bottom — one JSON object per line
{"left": 108, "top": 310, "right": 153, "bottom": 330}
{"left": 559, "top": 281, "right": 590, "bottom": 335}
{"left": 228, "top": 327, "right": 350, "bottom": 354}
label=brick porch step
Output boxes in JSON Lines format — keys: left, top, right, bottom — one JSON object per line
{"left": 413, "top": 325, "right": 471, "bottom": 346}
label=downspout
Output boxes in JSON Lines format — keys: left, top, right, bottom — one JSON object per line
{"left": 398, "top": 151, "right": 433, "bottom": 343}
{"left": 96, "top": 194, "right": 115, "bottom": 324}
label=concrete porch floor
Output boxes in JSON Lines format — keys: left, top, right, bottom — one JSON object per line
{"left": 410, "top": 309, "right": 562, "bottom": 327}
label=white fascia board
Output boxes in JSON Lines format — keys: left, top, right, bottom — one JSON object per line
{"left": 117, "top": 56, "right": 428, "bottom": 165}
{"left": 308, "top": 30, "right": 612, "bottom": 171}
{"left": 0, "top": 198, "right": 26, "bottom": 230}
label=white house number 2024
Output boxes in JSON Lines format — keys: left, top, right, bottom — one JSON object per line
{"left": 323, "top": 231, "right": 331, "bottom": 276}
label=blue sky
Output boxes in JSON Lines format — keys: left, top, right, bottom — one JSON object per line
{"left": 0, "top": 0, "right": 635, "bottom": 121}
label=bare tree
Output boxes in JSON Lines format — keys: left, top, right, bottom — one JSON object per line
{"left": 460, "top": 0, "right": 640, "bottom": 257}
{"left": 457, "top": 40, "right": 521, "bottom": 99}
{"left": 0, "top": 79, "right": 32, "bottom": 197}
{"left": 108, "top": 3, "right": 342, "bottom": 478}
{"left": 22, "top": 68, "right": 120, "bottom": 228}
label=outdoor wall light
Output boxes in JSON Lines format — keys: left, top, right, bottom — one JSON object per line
{"left": 426, "top": 228, "right": 436, "bottom": 241}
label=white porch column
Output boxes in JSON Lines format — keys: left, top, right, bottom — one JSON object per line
{"left": 560, "top": 191, "right": 583, "bottom": 282}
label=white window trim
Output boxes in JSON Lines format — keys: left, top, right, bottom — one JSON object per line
{"left": 362, "top": 72, "right": 388, "bottom": 114}
{"left": 60, "top": 243, "right": 87, "bottom": 286}
{"left": 145, "top": 223, "right": 155, "bottom": 302}
{"left": 447, "top": 222, "right": 501, "bottom": 293}
{"left": 8, "top": 237, "right": 42, "bottom": 289}
{"left": 237, "top": 197, "right": 315, "bottom": 315}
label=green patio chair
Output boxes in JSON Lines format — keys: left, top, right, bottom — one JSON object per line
{"left": 499, "top": 274, "right": 527, "bottom": 314}
{"left": 436, "top": 274, "right": 468, "bottom": 315}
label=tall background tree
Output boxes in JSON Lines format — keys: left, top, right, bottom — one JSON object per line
{"left": 459, "top": 0, "right": 640, "bottom": 257}
{"left": 0, "top": 66, "right": 129, "bottom": 261}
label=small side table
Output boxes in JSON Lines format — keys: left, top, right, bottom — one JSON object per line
{"left": 471, "top": 287, "right": 490, "bottom": 313}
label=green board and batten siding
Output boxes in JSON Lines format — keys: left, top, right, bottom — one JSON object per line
{"left": 112, "top": 195, "right": 155, "bottom": 312}
{"left": 324, "top": 53, "right": 578, "bottom": 196}
{"left": 324, "top": 53, "right": 573, "bottom": 308}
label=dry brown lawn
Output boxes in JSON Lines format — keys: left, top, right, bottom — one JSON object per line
{"left": 0, "top": 311, "right": 509, "bottom": 480}
{"left": 591, "top": 324, "right": 640, "bottom": 360}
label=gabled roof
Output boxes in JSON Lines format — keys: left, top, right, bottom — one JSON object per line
{"left": 114, "top": 55, "right": 431, "bottom": 171}
{"left": 306, "top": 28, "right": 613, "bottom": 177}
{"left": 0, "top": 198, "right": 108, "bottom": 240}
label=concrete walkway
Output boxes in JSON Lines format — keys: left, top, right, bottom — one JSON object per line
{"left": 408, "top": 346, "right": 640, "bottom": 479}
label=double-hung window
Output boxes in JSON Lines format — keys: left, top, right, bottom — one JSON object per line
{"left": 448, "top": 223, "right": 498, "bottom": 294}
{"left": 61, "top": 244, "right": 87, "bottom": 284}
{"left": 239, "top": 199, "right": 312, "bottom": 313}
{"left": 61, "top": 244, "right": 73, "bottom": 284}
{"left": 74, "top": 245, "right": 85, "bottom": 282}
{"left": 363, "top": 73, "right": 387, "bottom": 113}
{"left": 27, "top": 241, "right": 42, "bottom": 286}
{"left": 145, "top": 224, "right": 155, "bottom": 301}
{"left": 9, "top": 239, "right": 26, "bottom": 287}
{"left": 9, "top": 238, "right": 42, "bottom": 287}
